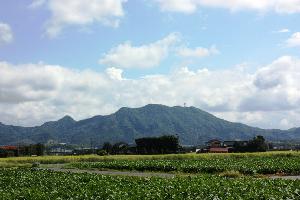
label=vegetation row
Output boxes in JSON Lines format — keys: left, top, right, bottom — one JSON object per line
{"left": 70, "top": 156, "right": 300, "bottom": 175}
{"left": 0, "top": 169, "right": 300, "bottom": 200}
{"left": 1, "top": 151, "right": 300, "bottom": 167}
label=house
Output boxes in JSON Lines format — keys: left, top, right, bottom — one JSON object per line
{"left": 0, "top": 145, "right": 18, "bottom": 151}
{"left": 197, "top": 139, "right": 234, "bottom": 153}
{"left": 209, "top": 147, "right": 232, "bottom": 153}
{"left": 48, "top": 147, "right": 73, "bottom": 155}
{"left": 47, "top": 144, "right": 73, "bottom": 155}
{"left": 0, "top": 146, "right": 18, "bottom": 157}
{"left": 206, "top": 139, "right": 222, "bottom": 148}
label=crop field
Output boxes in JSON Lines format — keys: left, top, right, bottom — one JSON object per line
{"left": 69, "top": 155, "right": 300, "bottom": 175}
{"left": 2, "top": 151, "right": 300, "bottom": 175}
{"left": 1, "top": 168, "right": 300, "bottom": 200}
{"left": 1, "top": 151, "right": 300, "bottom": 166}
{"left": 1, "top": 152, "right": 300, "bottom": 199}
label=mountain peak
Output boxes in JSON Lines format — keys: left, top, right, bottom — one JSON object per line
{"left": 41, "top": 115, "right": 76, "bottom": 128}
{"left": 59, "top": 115, "right": 75, "bottom": 122}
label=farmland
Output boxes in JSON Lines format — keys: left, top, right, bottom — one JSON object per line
{"left": 69, "top": 156, "right": 300, "bottom": 175}
{"left": 1, "top": 152, "right": 300, "bottom": 199}
{"left": 1, "top": 168, "right": 300, "bottom": 200}
{"left": 1, "top": 151, "right": 300, "bottom": 165}
{"left": 2, "top": 151, "right": 300, "bottom": 175}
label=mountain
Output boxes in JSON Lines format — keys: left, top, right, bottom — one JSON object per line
{"left": 0, "top": 104, "right": 299, "bottom": 145}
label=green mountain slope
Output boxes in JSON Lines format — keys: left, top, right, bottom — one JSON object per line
{"left": 0, "top": 104, "right": 298, "bottom": 145}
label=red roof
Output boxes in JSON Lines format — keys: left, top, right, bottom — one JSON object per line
{"left": 0, "top": 146, "right": 17, "bottom": 150}
{"left": 209, "top": 147, "right": 229, "bottom": 153}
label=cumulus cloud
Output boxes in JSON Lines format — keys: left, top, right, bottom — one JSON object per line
{"left": 0, "top": 23, "right": 13, "bottom": 45}
{"left": 239, "top": 56, "right": 300, "bottom": 112}
{"left": 99, "top": 33, "right": 180, "bottom": 69}
{"left": 32, "top": 0, "right": 127, "bottom": 37}
{"left": 286, "top": 32, "right": 300, "bottom": 47}
{"left": 177, "top": 46, "right": 219, "bottom": 58}
{"left": 1, "top": 56, "right": 300, "bottom": 129}
{"left": 154, "top": 0, "right": 300, "bottom": 14}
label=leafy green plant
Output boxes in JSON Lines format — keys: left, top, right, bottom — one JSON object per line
{"left": 70, "top": 156, "right": 300, "bottom": 175}
{"left": 1, "top": 169, "right": 300, "bottom": 199}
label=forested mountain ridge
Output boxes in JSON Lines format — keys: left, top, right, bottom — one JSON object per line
{"left": 0, "top": 104, "right": 298, "bottom": 145}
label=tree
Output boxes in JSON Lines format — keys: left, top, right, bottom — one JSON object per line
{"left": 102, "top": 142, "right": 113, "bottom": 154}
{"left": 111, "top": 142, "right": 129, "bottom": 154}
{"left": 135, "top": 135, "right": 179, "bottom": 154}
{"left": 233, "top": 141, "right": 248, "bottom": 153}
{"left": 248, "top": 135, "right": 268, "bottom": 152}
{"left": 35, "top": 143, "right": 45, "bottom": 156}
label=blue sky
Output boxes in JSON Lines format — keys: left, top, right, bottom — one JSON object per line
{"left": 1, "top": 0, "right": 300, "bottom": 129}
{"left": 1, "top": 0, "right": 299, "bottom": 74}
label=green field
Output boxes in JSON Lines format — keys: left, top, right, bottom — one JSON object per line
{"left": 1, "top": 152, "right": 300, "bottom": 199}
{"left": 1, "top": 168, "right": 300, "bottom": 200}
{"left": 69, "top": 156, "right": 300, "bottom": 175}
{"left": 2, "top": 151, "right": 300, "bottom": 175}
{"left": 1, "top": 151, "right": 299, "bottom": 165}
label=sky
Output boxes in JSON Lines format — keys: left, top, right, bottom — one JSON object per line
{"left": 0, "top": 0, "right": 300, "bottom": 129}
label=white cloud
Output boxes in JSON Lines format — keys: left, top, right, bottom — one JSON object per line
{"left": 240, "top": 56, "right": 300, "bottom": 112}
{"left": 286, "top": 32, "right": 300, "bottom": 47}
{"left": 99, "top": 33, "right": 180, "bottom": 69}
{"left": 0, "top": 23, "right": 13, "bottom": 45}
{"left": 276, "top": 28, "right": 290, "bottom": 33}
{"left": 33, "top": 0, "right": 127, "bottom": 37}
{"left": 106, "top": 67, "right": 124, "bottom": 80}
{"left": 156, "top": 0, "right": 199, "bottom": 14}
{"left": 2, "top": 56, "right": 300, "bottom": 129}
{"left": 177, "top": 46, "right": 219, "bottom": 58}
{"left": 29, "top": 0, "right": 46, "bottom": 9}
{"left": 154, "top": 0, "right": 300, "bottom": 14}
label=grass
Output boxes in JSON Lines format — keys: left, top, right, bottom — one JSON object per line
{"left": 0, "top": 151, "right": 299, "bottom": 165}
{"left": 219, "top": 170, "right": 243, "bottom": 178}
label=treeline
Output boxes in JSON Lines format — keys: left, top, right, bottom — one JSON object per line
{"left": 135, "top": 135, "right": 179, "bottom": 154}
{"left": 98, "top": 142, "right": 132, "bottom": 155}
{"left": 233, "top": 136, "right": 268, "bottom": 152}
{"left": 100, "top": 135, "right": 179, "bottom": 155}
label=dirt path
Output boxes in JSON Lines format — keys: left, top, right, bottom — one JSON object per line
{"left": 269, "top": 175, "right": 300, "bottom": 180}
{"left": 40, "top": 164, "right": 300, "bottom": 180}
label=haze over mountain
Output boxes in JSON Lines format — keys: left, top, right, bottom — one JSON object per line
{"left": 0, "top": 104, "right": 299, "bottom": 146}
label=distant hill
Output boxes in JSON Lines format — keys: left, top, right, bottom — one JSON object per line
{"left": 0, "top": 104, "right": 299, "bottom": 145}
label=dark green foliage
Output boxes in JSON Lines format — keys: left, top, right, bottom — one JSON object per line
{"left": 135, "top": 135, "right": 179, "bottom": 154}
{"left": 0, "top": 148, "right": 18, "bottom": 158}
{"left": 233, "top": 141, "right": 249, "bottom": 152}
{"left": 0, "top": 104, "right": 298, "bottom": 145}
{"left": 111, "top": 142, "right": 129, "bottom": 154}
{"left": 1, "top": 169, "right": 300, "bottom": 199}
{"left": 19, "top": 144, "right": 45, "bottom": 156}
{"left": 96, "top": 149, "right": 107, "bottom": 156}
{"left": 35, "top": 143, "right": 45, "bottom": 156}
{"left": 234, "top": 135, "right": 268, "bottom": 152}
{"left": 247, "top": 135, "right": 268, "bottom": 152}
{"left": 102, "top": 142, "right": 113, "bottom": 154}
